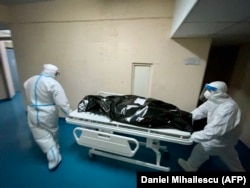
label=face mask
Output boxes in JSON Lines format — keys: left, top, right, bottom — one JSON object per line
{"left": 204, "top": 90, "right": 211, "bottom": 100}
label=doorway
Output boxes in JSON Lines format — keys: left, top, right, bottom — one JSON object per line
{"left": 6, "top": 48, "right": 20, "bottom": 92}
{"left": 198, "top": 45, "right": 239, "bottom": 106}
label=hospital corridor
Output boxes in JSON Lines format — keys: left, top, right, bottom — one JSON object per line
{"left": 1, "top": 1, "right": 250, "bottom": 187}
{"left": 0, "top": 92, "right": 249, "bottom": 188}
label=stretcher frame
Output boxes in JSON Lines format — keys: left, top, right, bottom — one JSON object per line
{"left": 66, "top": 91, "right": 193, "bottom": 171}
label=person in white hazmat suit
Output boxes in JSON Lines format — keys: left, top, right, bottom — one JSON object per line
{"left": 23, "top": 64, "right": 72, "bottom": 171}
{"left": 178, "top": 81, "right": 245, "bottom": 172}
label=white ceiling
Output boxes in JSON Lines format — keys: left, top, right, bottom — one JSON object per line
{"left": 1, "top": 0, "right": 250, "bottom": 45}
{"left": 172, "top": 0, "right": 250, "bottom": 45}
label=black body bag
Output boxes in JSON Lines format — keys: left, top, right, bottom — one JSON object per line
{"left": 78, "top": 95, "right": 193, "bottom": 132}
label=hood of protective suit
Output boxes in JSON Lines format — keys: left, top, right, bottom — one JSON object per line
{"left": 42, "top": 64, "right": 59, "bottom": 78}
{"left": 205, "top": 81, "right": 229, "bottom": 103}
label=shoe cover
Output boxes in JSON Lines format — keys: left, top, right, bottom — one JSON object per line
{"left": 47, "top": 146, "right": 62, "bottom": 171}
{"left": 178, "top": 158, "right": 198, "bottom": 172}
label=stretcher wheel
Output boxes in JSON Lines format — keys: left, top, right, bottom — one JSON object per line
{"left": 88, "top": 150, "right": 96, "bottom": 160}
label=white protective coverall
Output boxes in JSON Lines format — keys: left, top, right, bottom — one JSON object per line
{"left": 23, "top": 64, "right": 72, "bottom": 170}
{"left": 178, "top": 81, "right": 245, "bottom": 172}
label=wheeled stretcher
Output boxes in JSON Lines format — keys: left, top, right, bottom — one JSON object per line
{"left": 66, "top": 92, "right": 193, "bottom": 172}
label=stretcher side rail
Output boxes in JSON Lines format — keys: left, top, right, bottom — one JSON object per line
{"left": 73, "top": 127, "right": 140, "bottom": 157}
{"left": 70, "top": 125, "right": 171, "bottom": 172}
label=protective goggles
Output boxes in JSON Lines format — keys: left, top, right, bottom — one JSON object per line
{"left": 205, "top": 84, "right": 217, "bottom": 92}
